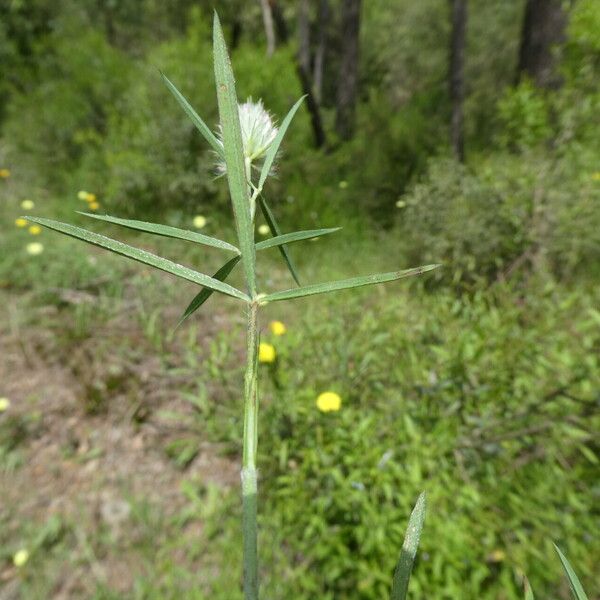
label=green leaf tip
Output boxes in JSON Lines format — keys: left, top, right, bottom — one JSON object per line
{"left": 176, "top": 256, "right": 241, "bottom": 329}
{"left": 554, "top": 544, "right": 589, "bottom": 600}
{"left": 261, "top": 264, "right": 439, "bottom": 304}
{"left": 213, "top": 8, "right": 256, "bottom": 295}
{"left": 76, "top": 212, "right": 240, "bottom": 254}
{"left": 258, "top": 95, "right": 306, "bottom": 191}
{"left": 390, "top": 492, "right": 426, "bottom": 600}
{"left": 26, "top": 216, "right": 250, "bottom": 302}
{"left": 160, "top": 71, "right": 224, "bottom": 158}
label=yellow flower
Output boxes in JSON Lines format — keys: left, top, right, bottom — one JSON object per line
{"left": 0, "top": 397, "right": 10, "bottom": 412}
{"left": 193, "top": 215, "right": 207, "bottom": 229}
{"left": 488, "top": 549, "right": 506, "bottom": 563}
{"left": 13, "top": 549, "right": 29, "bottom": 567}
{"left": 258, "top": 224, "right": 270, "bottom": 236}
{"left": 77, "top": 190, "right": 89, "bottom": 200}
{"left": 258, "top": 342, "right": 276, "bottom": 363}
{"left": 26, "top": 242, "right": 44, "bottom": 256}
{"left": 592, "top": 172, "right": 600, "bottom": 182}
{"left": 316, "top": 391, "right": 342, "bottom": 413}
{"left": 15, "top": 218, "right": 28, "bottom": 228}
{"left": 21, "top": 199, "right": 35, "bottom": 210}
{"left": 269, "top": 320, "right": 286, "bottom": 336}
{"left": 0, "top": 168, "right": 10, "bottom": 178}
{"left": 338, "top": 180, "right": 348, "bottom": 189}
{"left": 395, "top": 200, "right": 406, "bottom": 208}
{"left": 86, "top": 193, "right": 97, "bottom": 202}
{"left": 88, "top": 201, "right": 100, "bottom": 211}
{"left": 28, "top": 225, "right": 41, "bottom": 235}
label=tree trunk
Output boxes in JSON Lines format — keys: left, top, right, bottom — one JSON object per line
{"left": 298, "top": 0, "right": 311, "bottom": 73}
{"left": 335, "top": 0, "right": 362, "bottom": 141}
{"left": 259, "top": 0, "right": 276, "bottom": 56}
{"left": 517, "top": 0, "right": 569, "bottom": 89}
{"left": 449, "top": 0, "right": 467, "bottom": 162}
{"left": 313, "top": 0, "right": 330, "bottom": 104}
{"left": 269, "top": 0, "right": 289, "bottom": 43}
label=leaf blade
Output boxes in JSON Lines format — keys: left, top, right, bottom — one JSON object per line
{"left": 25, "top": 217, "right": 249, "bottom": 302}
{"left": 258, "top": 96, "right": 305, "bottom": 191}
{"left": 177, "top": 256, "right": 241, "bottom": 328}
{"left": 77, "top": 212, "right": 240, "bottom": 254}
{"left": 213, "top": 12, "right": 256, "bottom": 295}
{"left": 160, "top": 72, "right": 224, "bottom": 158}
{"left": 255, "top": 227, "right": 340, "bottom": 251}
{"left": 258, "top": 195, "right": 301, "bottom": 286}
{"left": 261, "top": 265, "right": 440, "bottom": 304}
{"left": 554, "top": 544, "right": 589, "bottom": 600}
{"left": 390, "top": 493, "right": 427, "bottom": 600}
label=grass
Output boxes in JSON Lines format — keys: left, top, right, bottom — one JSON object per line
{"left": 1, "top": 187, "right": 598, "bottom": 598}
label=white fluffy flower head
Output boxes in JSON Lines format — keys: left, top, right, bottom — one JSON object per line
{"left": 217, "top": 98, "right": 278, "bottom": 173}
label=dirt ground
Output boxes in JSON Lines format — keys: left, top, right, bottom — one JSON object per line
{"left": 0, "top": 291, "right": 241, "bottom": 598}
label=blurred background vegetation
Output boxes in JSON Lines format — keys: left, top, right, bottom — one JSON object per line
{"left": 0, "top": 1, "right": 598, "bottom": 599}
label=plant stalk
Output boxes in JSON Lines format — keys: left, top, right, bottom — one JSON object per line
{"left": 242, "top": 300, "right": 259, "bottom": 600}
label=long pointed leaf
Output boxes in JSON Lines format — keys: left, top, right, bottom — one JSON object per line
{"left": 256, "top": 227, "right": 340, "bottom": 251}
{"left": 261, "top": 264, "right": 440, "bottom": 304}
{"left": 258, "top": 96, "right": 305, "bottom": 191}
{"left": 390, "top": 493, "right": 427, "bottom": 600}
{"left": 554, "top": 544, "right": 589, "bottom": 600}
{"left": 24, "top": 217, "right": 249, "bottom": 302}
{"left": 177, "top": 256, "right": 241, "bottom": 328}
{"left": 77, "top": 212, "right": 239, "bottom": 254}
{"left": 524, "top": 577, "right": 535, "bottom": 600}
{"left": 213, "top": 12, "right": 256, "bottom": 295}
{"left": 258, "top": 195, "right": 300, "bottom": 286}
{"left": 160, "top": 72, "right": 224, "bottom": 158}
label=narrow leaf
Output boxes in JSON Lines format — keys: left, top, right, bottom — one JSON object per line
{"left": 390, "top": 493, "right": 426, "bottom": 600}
{"left": 25, "top": 217, "right": 249, "bottom": 302}
{"left": 256, "top": 227, "right": 340, "bottom": 251}
{"left": 261, "top": 265, "right": 440, "bottom": 304}
{"left": 160, "top": 72, "right": 224, "bottom": 158}
{"left": 78, "top": 212, "right": 240, "bottom": 254}
{"left": 258, "top": 96, "right": 305, "bottom": 191}
{"left": 524, "top": 577, "right": 535, "bottom": 600}
{"left": 554, "top": 544, "right": 589, "bottom": 600}
{"left": 258, "top": 195, "right": 300, "bottom": 286}
{"left": 213, "top": 12, "right": 256, "bottom": 295}
{"left": 177, "top": 256, "right": 241, "bottom": 328}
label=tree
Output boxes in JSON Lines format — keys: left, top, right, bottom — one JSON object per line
{"left": 335, "top": 0, "right": 362, "bottom": 140}
{"left": 449, "top": 0, "right": 467, "bottom": 162}
{"left": 517, "top": 0, "right": 570, "bottom": 88}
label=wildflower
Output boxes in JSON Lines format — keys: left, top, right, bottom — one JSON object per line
{"left": 26, "top": 242, "right": 44, "bottom": 256}
{"left": 15, "top": 218, "right": 28, "bottom": 228}
{"left": 28, "top": 225, "right": 41, "bottom": 235}
{"left": 395, "top": 200, "right": 406, "bottom": 208}
{"left": 216, "top": 99, "right": 278, "bottom": 173}
{"left": 193, "top": 215, "right": 207, "bottom": 229}
{"left": 86, "top": 193, "right": 97, "bottom": 203}
{"left": 592, "top": 172, "right": 600, "bottom": 182}
{"left": 88, "top": 202, "right": 100, "bottom": 211}
{"left": 339, "top": 180, "right": 348, "bottom": 189}
{"left": 488, "top": 549, "right": 506, "bottom": 563}
{"left": 269, "top": 320, "right": 286, "bottom": 336}
{"left": 316, "top": 391, "right": 342, "bottom": 413}
{"left": 13, "top": 549, "right": 29, "bottom": 567}
{"left": 258, "top": 342, "right": 276, "bottom": 363}
{"left": 0, "top": 397, "right": 10, "bottom": 412}
{"left": 21, "top": 199, "right": 35, "bottom": 210}
{"left": 77, "top": 190, "right": 89, "bottom": 200}
{"left": 258, "top": 224, "right": 270, "bottom": 236}
{"left": 0, "top": 168, "right": 10, "bottom": 178}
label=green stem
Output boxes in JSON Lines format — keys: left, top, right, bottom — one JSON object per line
{"left": 242, "top": 301, "right": 259, "bottom": 600}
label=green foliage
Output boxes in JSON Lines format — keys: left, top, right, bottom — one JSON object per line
{"left": 252, "top": 285, "right": 599, "bottom": 599}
